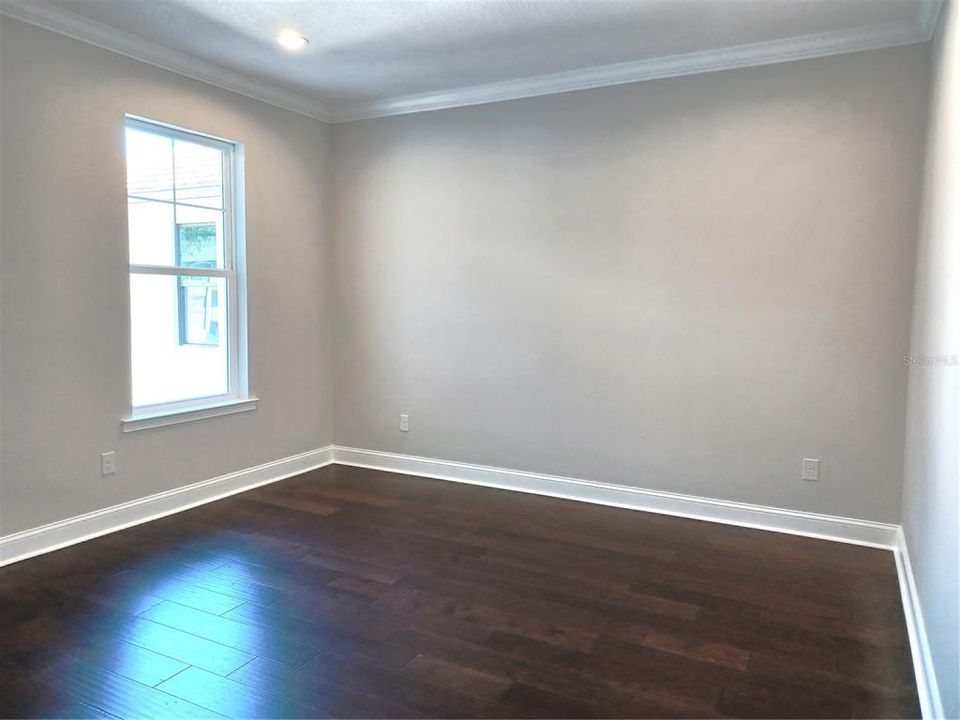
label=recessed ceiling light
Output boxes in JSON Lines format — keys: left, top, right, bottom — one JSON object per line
{"left": 277, "top": 29, "right": 309, "bottom": 51}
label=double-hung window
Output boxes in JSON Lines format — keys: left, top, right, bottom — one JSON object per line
{"left": 123, "top": 116, "right": 253, "bottom": 430}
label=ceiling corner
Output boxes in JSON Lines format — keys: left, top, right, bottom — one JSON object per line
{"left": 919, "top": 0, "right": 946, "bottom": 39}
{"left": 0, "top": 0, "right": 333, "bottom": 124}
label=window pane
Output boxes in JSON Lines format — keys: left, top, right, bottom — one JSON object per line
{"left": 126, "top": 128, "right": 174, "bottom": 202}
{"left": 174, "top": 204, "right": 224, "bottom": 268}
{"left": 178, "top": 275, "right": 220, "bottom": 345}
{"left": 128, "top": 198, "right": 176, "bottom": 266}
{"left": 175, "top": 139, "right": 223, "bottom": 209}
{"left": 130, "top": 273, "right": 228, "bottom": 407}
{"left": 176, "top": 223, "right": 217, "bottom": 267}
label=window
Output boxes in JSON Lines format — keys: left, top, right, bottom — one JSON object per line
{"left": 123, "top": 116, "right": 253, "bottom": 429}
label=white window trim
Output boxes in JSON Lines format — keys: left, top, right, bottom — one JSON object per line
{"left": 122, "top": 115, "right": 252, "bottom": 430}
{"left": 121, "top": 397, "right": 259, "bottom": 433}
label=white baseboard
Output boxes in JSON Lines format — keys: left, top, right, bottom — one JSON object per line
{"left": 332, "top": 446, "right": 899, "bottom": 549}
{"left": 0, "top": 445, "right": 335, "bottom": 568}
{"left": 0, "top": 444, "right": 900, "bottom": 569}
{"left": 895, "top": 528, "right": 944, "bottom": 720}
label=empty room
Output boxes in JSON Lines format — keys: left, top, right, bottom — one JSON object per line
{"left": 0, "top": 0, "right": 957, "bottom": 718}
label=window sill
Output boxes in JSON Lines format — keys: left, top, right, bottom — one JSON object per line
{"left": 121, "top": 397, "right": 259, "bottom": 433}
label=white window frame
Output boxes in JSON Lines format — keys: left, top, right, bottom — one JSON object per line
{"left": 122, "top": 115, "right": 255, "bottom": 432}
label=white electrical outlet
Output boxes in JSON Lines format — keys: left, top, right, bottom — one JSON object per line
{"left": 801, "top": 458, "right": 820, "bottom": 482}
{"left": 399, "top": 414, "right": 410, "bottom": 432}
{"left": 101, "top": 451, "right": 117, "bottom": 476}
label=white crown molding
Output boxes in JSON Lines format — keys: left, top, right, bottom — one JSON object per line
{"left": 895, "top": 528, "right": 945, "bottom": 720}
{"left": 0, "top": 0, "right": 941, "bottom": 125}
{"left": 0, "top": 445, "right": 335, "bottom": 568}
{"left": 333, "top": 446, "right": 899, "bottom": 548}
{"left": 331, "top": 14, "right": 937, "bottom": 123}
{"left": 0, "top": 0, "right": 332, "bottom": 123}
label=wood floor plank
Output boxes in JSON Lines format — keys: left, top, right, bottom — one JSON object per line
{"left": 115, "top": 564, "right": 288, "bottom": 607}
{"left": 40, "top": 657, "right": 227, "bottom": 719}
{"left": 399, "top": 626, "right": 725, "bottom": 718}
{"left": 108, "top": 574, "right": 246, "bottom": 616}
{"left": 222, "top": 599, "right": 420, "bottom": 670}
{"left": 156, "top": 667, "right": 318, "bottom": 719}
{"left": 138, "top": 601, "right": 318, "bottom": 666}
{"left": 99, "top": 615, "right": 256, "bottom": 676}
{"left": 0, "top": 676, "right": 121, "bottom": 719}
{"left": 297, "top": 650, "right": 491, "bottom": 718}
{"left": 228, "top": 656, "right": 425, "bottom": 718}
{"left": 71, "top": 640, "right": 190, "bottom": 687}
{"left": 717, "top": 676, "right": 854, "bottom": 719}
{"left": 492, "top": 683, "right": 608, "bottom": 719}
{"left": 639, "top": 629, "right": 751, "bottom": 671}
{"left": 389, "top": 586, "right": 601, "bottom": 652}
{"left": 400, "top": 653, "right": 511, "bottom": 702}
{"left": 299, "top": 549, "right": 406, "bottom": 584}
{"left": 242, "top": 488, "right": 341, "bottom": 517}
{"left": 54, "top": 579, "right": 168, "bottom": 618}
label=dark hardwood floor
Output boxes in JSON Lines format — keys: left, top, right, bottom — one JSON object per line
{"left": 0, "top": 465, "right": 919, "bottom": 718}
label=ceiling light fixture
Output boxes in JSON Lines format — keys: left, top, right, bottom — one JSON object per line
{"left": 277, "top": 29, "right": 309, "bottom": 51}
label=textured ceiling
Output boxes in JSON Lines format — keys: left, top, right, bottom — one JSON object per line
{"left": 40, "top": 0, "right": 929, "bottom": 111}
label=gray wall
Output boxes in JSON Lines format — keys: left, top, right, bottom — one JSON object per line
{"left": 332, "top": 45, "right": 929, "bottom": 523}
{"left": 902, "top": 0, "right": 960, "bottom": 716}
{"left": 0, "top": 19, "right": 334, "bottom": 535}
